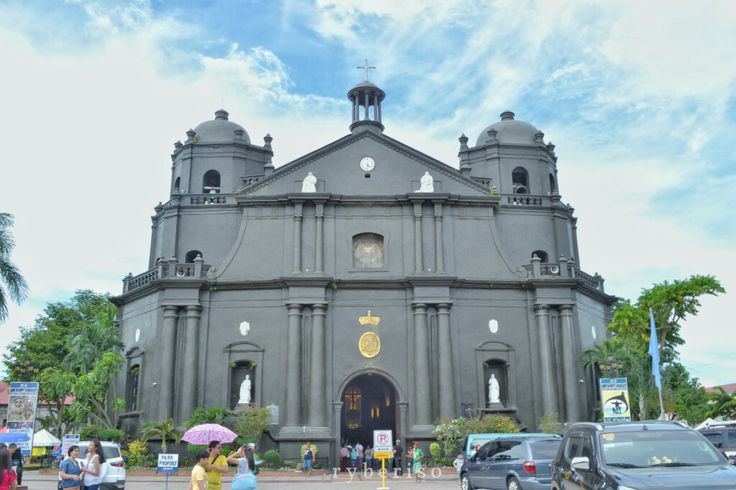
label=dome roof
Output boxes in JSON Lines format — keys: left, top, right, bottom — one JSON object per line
{"left": 476, "top": 111, "right": 542, "bottom": 146}
{"left": 192, "top": 109, "right": 250, "bottom": 144}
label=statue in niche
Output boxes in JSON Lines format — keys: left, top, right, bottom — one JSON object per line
{"left": 488, "top": 373, "right": 501, "bottom": 405}
{"left": 238, "top": 374, "right": 252, "bottom": 405}
{"left": 301, "top": 172, "right": 317, "bottom": 192}
{"left": 415, "top": 171, "right": 434, "bottom": 192}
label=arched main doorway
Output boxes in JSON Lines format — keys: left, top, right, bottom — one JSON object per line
{"left": 340, "top": 373, "right": 398, "bottom": 448}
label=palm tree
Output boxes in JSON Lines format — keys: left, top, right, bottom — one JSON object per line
{"left": 140, "top": 418, "right": 181, "bottom": 453}
{"left": 0, "top": 213, "right": 28, "bottom": 323}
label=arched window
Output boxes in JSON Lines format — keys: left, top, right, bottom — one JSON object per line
{"left": 532, "top": 250, "right": 549, "bottom": 262}
{"left": 174, "top": 176, "right": 181, "bottom": 192}
{"left": 203, "top": 170, "right": 221, "bottom": 193}
{"left": 352, "top": 233, "right": 384, "bottom": 268}
{"left": 185, "top": 250, "right": 202, "bottom": 263}
{"left": 126, "top": 364, "right": 140, "bottom": 411}
{"left": 549, "top": 174, "right": 557, "bottom": 194}
{"left": 512, "top": 167, "right": 529, "bottom": 194}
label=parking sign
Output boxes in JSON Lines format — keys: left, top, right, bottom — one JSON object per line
{"left": 373, "top": 429, "right": 393, "bottom": 459}
{"left": 157, "top": 453, "right": 179, "bottom": 473}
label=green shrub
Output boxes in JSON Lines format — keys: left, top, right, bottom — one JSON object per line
{"left": 100, "top": 428, "right": 124, "bottom": 442}
{"left": 263, "top": 449, "right": 282, "bottom": 468}
{"left": 187, "top": 444, "right": 207, "bottom": 456}
{"left": 429, "top": 442, "right": 441, "bottom": 460}
{"left": 80, "top": 424, "right": 102, "bottom": 440}
{"left": 539, "top": 413, "right": 562, "bottom": 434}
{"left": 126, "top": 439, "right": 149, "bottom": 467}
{"left": 184, "top": 407, "right": 234, "bottom": 430}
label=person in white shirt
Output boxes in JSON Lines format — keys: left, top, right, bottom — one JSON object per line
{"left": 80, "top": 440, "right": 106, "bottom": 490}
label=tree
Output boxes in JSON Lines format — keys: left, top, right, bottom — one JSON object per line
{"left": 707, "top": 388, "right": 736, "bottom": 419}
{"left": 184, "top": 406, "right": 234, "bottom": 429}
{"left": 71, "top": 352, "right": 125, "bottom": 428}
{"left": 608, "top": 275, "right": 724, "bottom": 361}
{"left": 0, "top": 213, "right": 28, "bottom": 323}
{"left": 140, "top": 419, "right": 181, "bottom": 453}
{"left": 233, "top": 406, "right": 271, "bottom": 446}
{"left": 661, "top": 363, "right": 709, "bottom": 425}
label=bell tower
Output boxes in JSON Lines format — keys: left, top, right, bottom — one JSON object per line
{"left": 348, "top": 59, "right": 385, "bottom": 133}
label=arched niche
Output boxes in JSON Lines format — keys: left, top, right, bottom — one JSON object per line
{"left": 125, "top": 347, "right": 145, "bottom": 413}
{"left": 203, "top": 169, "right": 221, "bottom": 193}
{"left": 352, "top": 233, "right": 385, "bottom": 269}
{"left": 512, "top": 167, "right": 529, "bottom": 194}
{"left": 223, "top": 341, "right": 264, "bottom": 408}
{"left": 475, "top": 341, "right": 517, "bottom": 409}
{"left": 185, "top": 250, "right": 202, "bottom": 263}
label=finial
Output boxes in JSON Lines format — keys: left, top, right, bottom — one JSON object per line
{"left": 500, "top": 111, "right": 515, "bottom": 121}
{"left": 459, "top": 133, "right": 469, "bottom": 151}
{"left": 234, "top": 128, "right": 244, "bottom": 139}
{"left": 487, "top": 128, "right": 498, "bottom": 141}
{"left": 186, "top": 129, "right": 196, "bottom": 141}
{"left": 546, "top": 141, "right": 556, "bottom": 153}
{"left": 357, "top": 58, "right": 376, "bottom": 80}
{"left": 215, "top": 109, "right": 229, "bottom": 120}
{"left": 264, "top": 133, "right": 273, "bottom": 149}
{"left": 174, "top": 140, "right": 183, "bottom": 149}
{"left": 534, "top": 131, "right": 544, "bottom": 143}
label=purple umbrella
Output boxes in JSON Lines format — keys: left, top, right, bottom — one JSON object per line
{"left": 181, "top": 424, "right": 237, "bottom": 445}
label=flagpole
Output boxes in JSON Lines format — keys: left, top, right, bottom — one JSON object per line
{"left": 649, "top": 308, "right": 665, "bottom": 419}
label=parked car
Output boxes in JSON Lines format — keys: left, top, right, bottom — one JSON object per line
{"left": 58, "top": 440, "right": 125, "bottom": 490}
{"left": 462, "top": 433, "right": 560, "bottom": 458}
{"left": 700, "top": 425, "right": 736, "bottom": 464}
{"left": 461, "top": 437, "right": 561, "bottom": 490}
{"left": 550, "top": 420, "right": 736, "bottom": 490}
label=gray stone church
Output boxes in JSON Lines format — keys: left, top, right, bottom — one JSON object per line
{"left": 113, "top": 79, "right": 615, "bottom": 462}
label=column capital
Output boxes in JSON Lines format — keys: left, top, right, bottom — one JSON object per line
{"left": 162, "top": 305, "right": 179, "bottom": 317}
{"left": 533, "top": 304, "right": 550, "bottom": 314}
{"left": 287, "top": 303, "right": 303, "bottom": 314}
{"left": 437, "top": 303, "right": 452, "bottom": 313}
{"left": 312, "top": 303, "right": 327, "bottom": 314}
{"left": 185, "top": 305, "right": 202, "bottom": 316}
{"left": 413, "top": 201, "right": 423, "bottom": 217}
{"left": 411, "top": 303, "right": 427, "bottom": 313}
{"left": 559, "top": 304, "right": 574, "bottom": 314}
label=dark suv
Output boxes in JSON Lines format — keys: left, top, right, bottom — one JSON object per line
{"left": 551, "top": 421, "right": 736, "bottom": 489}
{"left": 700, "top": 425, "right": 736, "bottom": 464}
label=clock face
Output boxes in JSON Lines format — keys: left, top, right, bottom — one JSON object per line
{"left": 360, "top": 156, "right": 376, "bottom": 172}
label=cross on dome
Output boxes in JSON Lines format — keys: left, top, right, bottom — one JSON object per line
{"left": 357, "top": 58, "right": 376, "bottom": 80}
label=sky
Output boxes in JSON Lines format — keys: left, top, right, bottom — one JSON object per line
{"left": 0, "top": 0, "right": 734, "bottom": 386}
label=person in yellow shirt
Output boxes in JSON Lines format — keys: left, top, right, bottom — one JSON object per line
{"left": 190, "top": 451, "right": 209, "bottom": 490}
{"left": 205, "top": 441, "right": 228, "bottom": 490}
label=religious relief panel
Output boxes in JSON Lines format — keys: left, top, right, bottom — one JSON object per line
{"left": 352, "top": 233, "right": 384, "bottom": 268}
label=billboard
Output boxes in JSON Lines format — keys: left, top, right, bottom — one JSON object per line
{"left": 7, "top": 382, "right": 40, "bottom": 456}
{"left": 600, "top": 377, "right": 632, "bottom": 422}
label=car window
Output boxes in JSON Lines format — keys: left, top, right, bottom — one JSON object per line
{"left": 600, "top": 430, "right": 724, "bottom": 468}
{"left": 564, "top": 436, "right": 583, "bottom": 464}
{"left": 494, "top": 441, "right": 524, "bottom": 460}
{"left": 78, "top": 445, "right": 121, "bottom": 459}
{"left": 581, "top": 436, "right": 595, "bottom": 467}
{"left": 475, "top": 442, "right": 493, "bottom": 461}
{"left": 530, "top": 440, "right": 562, "bottom": 459}
{"left": 703, "top": 433, "right": 723, "bottom": 448}
{"left": 727, "top": 432, "right": 736, "bottom": 447}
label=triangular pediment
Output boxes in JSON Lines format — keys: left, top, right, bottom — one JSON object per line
{"left": 241, "top": 131, "right": 490, "bottom": 197}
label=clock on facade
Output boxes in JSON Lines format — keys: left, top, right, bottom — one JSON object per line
{"left": 359, "top": 156, "right": 376, "bottom": 172}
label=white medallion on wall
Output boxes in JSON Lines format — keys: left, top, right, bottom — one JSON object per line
{"left": 488, "top": 319, "right": 499, "bottom": 334}
{"left": 591, "top": 326, "right": 597, "bottom": 340}
{"left": 135, "top": 328, "right": 140, "bottom": 343}
{"left": 360, "top": 156, "right": 375, "bottom": 172}
{"left": 239, "top": 321, "right": 251, "bottom": 336}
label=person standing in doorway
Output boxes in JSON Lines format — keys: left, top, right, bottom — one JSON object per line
{"left": 303, "top": 442, "right": 314, "bottom": 476}
{"left": 393, "top": 439, "right": 403, "bottom": 476}
{"left": 350, "top": 445, "right": 358, "bottom": 470}
{"left": 340, "top": 442, "right": 348, "bottom": 472}
{"left": 205, "top": 441, "right": 228, "bottom": 490}
{"left": 7, "top": 445, "right": 21, "bottom": 487}
{"left": 355, "top": 441, "right": 364, "bottom": 469}
{"left": 364, "top": 445, "right": 373, "bottom": 471}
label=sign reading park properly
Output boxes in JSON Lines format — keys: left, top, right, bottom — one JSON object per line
{"left": 157, "top": 453, "right": 179, "bottom": 473}
{"left": 373, "top": 429, "right": 393, "bottom": 459}
{"left": 600, "top": 377, "right": 632, "bottom": 422}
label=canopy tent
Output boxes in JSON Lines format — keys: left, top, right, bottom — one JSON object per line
{"left": 33, "top": 429, "right": 61, "bottom": 447}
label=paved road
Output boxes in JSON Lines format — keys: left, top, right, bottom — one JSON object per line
{"left": 24, "top": 471, "right": 461, "bottom": 489}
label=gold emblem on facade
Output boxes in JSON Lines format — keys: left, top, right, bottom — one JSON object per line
{"left": 358, "top": 310, "right": 381, "bottom": 327}
{"left": 359, "top": 331, "right": 381, "bottom": 358}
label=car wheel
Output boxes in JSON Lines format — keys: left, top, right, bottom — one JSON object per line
{"left": 461, "top": 474, "right": 475, "bottom": 490}
{"left": 507, "top": 476, "right": 522, "bottom": 490}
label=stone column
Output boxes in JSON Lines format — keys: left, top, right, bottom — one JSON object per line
{"left": 413, "top": 202, "right": 424, "bottom": 273}
{"left": 285, "top": 304, "right": 303, "bottom": 426}
{"left": 437, "top": 303, "right": 455, "bottom": 417}
{"left": 559, "top": 305, "right": 580, "bottom": 422}
{"left": 292, "top": 202, "right": 303, "bottom": 273}
{"left": 364, "top": 91, "right": 369, "bottom": 119}
{"left": 433, "top": 202, "right": 444, "bottom": 273}
{"left": 180, "top": 305, "right": 202, "bottom": 421}
{"left": 534, "top": 305, "right": 558, "bottom": 415}
{"left": 333, "top": 401, "right": 343, "bottom": 465}
{"left": 315, "top": 202, "right": 324, "bottom": 273}
{"left": 159, "top": 306, "right": 179, "bottom": 421}
{"left": 308, "top": 304, "right": 327, "bottom": 426}
{"left": 412, "top": 303, "right": 431, "bottom": 425}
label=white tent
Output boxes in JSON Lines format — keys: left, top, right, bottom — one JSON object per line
{"left": 33, "top": 429, "right": 61, "bottom": 447}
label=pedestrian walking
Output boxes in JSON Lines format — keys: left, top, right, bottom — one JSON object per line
{"left": 302, "top": 442, "right": 314, "bottom": 476}
{"left": 7, "top": 445, "right": 21, "bottom": 487}
{"left": 227, "top": 444, "right": 257, "bottom": 490}
{"left": 411, "top": 441, "right": 424, "bottom": 482}
{"left": 350, "top": 445, "right": 358, "bottom": 469}
{"left": 340, "top": 442, "right": 348, "bottom": 472}
{"left": 356, "top": 442, "right": 364, "bottom": 469}
{"left": 205, "top": 441, "right": 228, "bottom": 490}
{"left": 453, "top": 453, "right": 465, "bottom": 479}
{"left": 364, "top": 445, "right": 373, "bottom": 470}
{"left": 189, "top": 451, "right": 209, "bottom": 490}
{"left": 80, "top": 439, "right": 106, "bottom": 490}
{"left": 58, "top": 445, "right": 82, "bottom": 490}
{"left": 0, "top": 448, "right": 17, "bottom": 490}
{"left": 393, "top": 439, "right": 403, "bottom": 476}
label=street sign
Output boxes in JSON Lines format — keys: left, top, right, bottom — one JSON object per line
{"left": 61, "top": 434, "right": 81, "bottom": 457}
{"left": 373, "top": 429, "right": 393, "bottom": 459}
{"left": 157, "top": 453, "right": 179, "bottom": 473}
{"left": 600, "top": 377, "right": 632, "bottom": 422}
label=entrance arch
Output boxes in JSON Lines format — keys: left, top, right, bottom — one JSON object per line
{"left": 337, "top": 371, "right": 401, "bottom": 451}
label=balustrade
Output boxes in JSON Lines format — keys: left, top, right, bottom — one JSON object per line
{"left": 123, "top": 260, "right": 210, "bottom": 293}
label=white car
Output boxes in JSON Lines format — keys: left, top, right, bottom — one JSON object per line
{"left": 58, "top": 440, "right": 126, "bottom": 490}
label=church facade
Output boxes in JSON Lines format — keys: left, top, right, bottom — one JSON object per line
{"left": 113, "top": 80, "right": 615, "bottom": 462}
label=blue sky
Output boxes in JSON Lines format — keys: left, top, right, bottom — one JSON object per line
{"left": 1, "top": 0, "right": 735, "bottom": 386}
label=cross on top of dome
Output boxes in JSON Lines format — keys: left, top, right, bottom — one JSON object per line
{"left": 357, "top": 58, "right": 376, "bottom": 81}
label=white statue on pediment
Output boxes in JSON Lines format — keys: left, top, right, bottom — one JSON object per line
{"left": 302, "top": 172, "right": 317, "bottom": 192}
{"left": 415, "top": 171, "right": 434, "bottom": 192}
{"left": 239, "top": 374, "right": 252, "bottom": 405}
